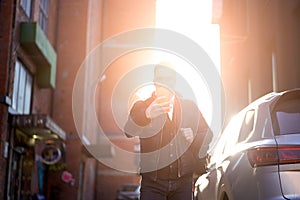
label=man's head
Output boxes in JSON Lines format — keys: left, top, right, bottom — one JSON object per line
{"left": 153, "top": 62, "right": 176, "bottom": 99}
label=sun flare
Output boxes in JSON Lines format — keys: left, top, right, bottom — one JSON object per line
{"left": 155, "top": 0, "right": 221, "bottom": 126}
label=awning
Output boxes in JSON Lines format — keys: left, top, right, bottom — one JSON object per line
{"left": 19, "top": 22, "right": 57, "bottom": 88}
{"left": 11, "top": 114, "right": 66, "bottom": 140}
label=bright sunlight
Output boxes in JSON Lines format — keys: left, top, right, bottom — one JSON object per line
{"left": 155, "top": 0, "right": 221, "bottom": 130}
{"left": 132, "top": 0, "right": 221, "bottom": 136}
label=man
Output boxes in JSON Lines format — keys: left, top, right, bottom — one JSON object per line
{"left": 124, "top": 62, "right": 212, "bottom": 200}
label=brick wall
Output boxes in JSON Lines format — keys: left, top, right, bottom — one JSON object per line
{"left": 0, "top": 105, "right": 9, "bottom": 200}
{"left": 0, "top": 0, "right": 14, "bottom": 199}
{"left": 54, "top": 1, "right": 89, "bottom": 198}
{"left": 53, "top": 0, "right": 156, "bottom": 199}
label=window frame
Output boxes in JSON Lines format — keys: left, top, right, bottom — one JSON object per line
{"left": 9, "top": 60, "right": 33, "bottom": 115}
{"left": 38, "top": 0, "right": 49, "bottom": 33}
{"left": 237, "top": 109, "right": 255, "bottom": 143}
{"left": 20, "top": 0, "right": 32, "bottom": 18}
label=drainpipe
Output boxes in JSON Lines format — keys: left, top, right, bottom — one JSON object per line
{"left": 272, "top": 52, "right": 278, "bottom": 92}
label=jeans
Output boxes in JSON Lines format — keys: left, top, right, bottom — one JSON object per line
{"left": 140, "top": 175, "right": 193, "bottom": 200}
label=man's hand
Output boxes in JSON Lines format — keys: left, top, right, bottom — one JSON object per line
{"left": 180, "top": 128, "right": 194, "bottom": 143}
{"left": 145, "top": 96, "right": 171, "bottom": 119}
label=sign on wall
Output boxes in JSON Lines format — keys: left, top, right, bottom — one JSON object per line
{"left": 41, "top": 145, "right": 62, "bottom": 165}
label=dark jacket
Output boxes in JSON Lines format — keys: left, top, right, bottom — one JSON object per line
{"left": 124, "top": 93, "right": 212, "bottom": 179}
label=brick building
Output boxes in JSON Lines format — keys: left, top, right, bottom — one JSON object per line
{"left": 212, "top": 0, "right": 300, "bottom": 123}
{"left": 1, "top": 0, "right": 155, "bottom": 199}
{"left": 2, "top": 0, "right": 300, "bottom": 199}
{"left": 0, "top": 0, "right": 66, "bottom": 199}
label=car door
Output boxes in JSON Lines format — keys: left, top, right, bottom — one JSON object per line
{"left": 216, "top": 113, "right": 245, "bottom": 199}
{"left": 199, "top": 113, "right": 244, "bottom": 200}
{"left": 197, "top": 131, "right": 229, "bottom": 200}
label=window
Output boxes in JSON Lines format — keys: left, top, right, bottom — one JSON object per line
{"left": 9, "top": 60, "right": 32, "bottom": 114}
{"left": 276, "top": 111, "right": 300, "bottom": 134}
{"left": 222, "top": 113, "right": 244, "bottom": 155}
{"left": 20, "top": 0, "right": 32, "bottom": 18}
{"left": 38, "top": 0, "right": 49, "bottom": 33}
{"left": 209, "top": 113, "right": 243, "bottom": 163}
{"left": 210, "top": 131, "right": 229, "bottom": 163}
{"left": 273, "top": 99, "right": 300, "bottom": 135}
{"left": 238, "top": 110, "right": 255, "bottom": 143}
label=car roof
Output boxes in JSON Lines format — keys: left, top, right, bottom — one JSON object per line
{"left": 209, "top": 88, "right": 300, "bottom": 152}
{"left": 239, "top": 88, "right": 300, "bottom": 113}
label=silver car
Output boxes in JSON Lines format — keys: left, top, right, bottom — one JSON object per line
{"left": 194, "top": 88, "right": 300, "bottom": 200}
{"left": 116, "top": 184, "right": 140, "bottom": 200}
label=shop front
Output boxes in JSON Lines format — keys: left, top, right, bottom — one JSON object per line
{"left": 7, "top": 114, "right": 66, "bottom": 200}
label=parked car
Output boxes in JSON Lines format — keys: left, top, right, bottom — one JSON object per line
{"left": 116, "top": 184, "right": 140, "bottom": 200}
{"left": 194, "top": 88, "right": 300, "bottom": 200}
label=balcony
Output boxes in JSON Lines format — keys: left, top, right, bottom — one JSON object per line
{"left": 19, "top": 22, "right": 57, "bottom": 88}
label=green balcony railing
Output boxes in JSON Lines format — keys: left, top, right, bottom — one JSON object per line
{"left": 20, "top": 22, "right": 57, "bottom": 88}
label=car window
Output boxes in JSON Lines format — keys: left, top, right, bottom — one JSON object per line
{"left": 210, "top": 130, "right": 229, "bottom": 163}
{"left": 273, "top": 99, "right": 300, "bottom": 135}
{"left": 210, "top": 113, "right": 243, "bottom": 163}
{"left": 222, "top": 113, "right": 244, "bottom": 156}
{"left": 238, "top": 110, "right": 255, "bottom": 143}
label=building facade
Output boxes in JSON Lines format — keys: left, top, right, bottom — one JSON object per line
{"left": 1, "top": 0, "right": 155, "bottom": 199}
{"left": 213, "top": 0, "right": 300, "bottom": 123}
{"left": 0, "top": 0, "right": 67, "bottom": 199}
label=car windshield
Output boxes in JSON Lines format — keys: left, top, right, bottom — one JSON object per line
{"left": 273, "top": 98, "right": 300, "bottom": 135}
